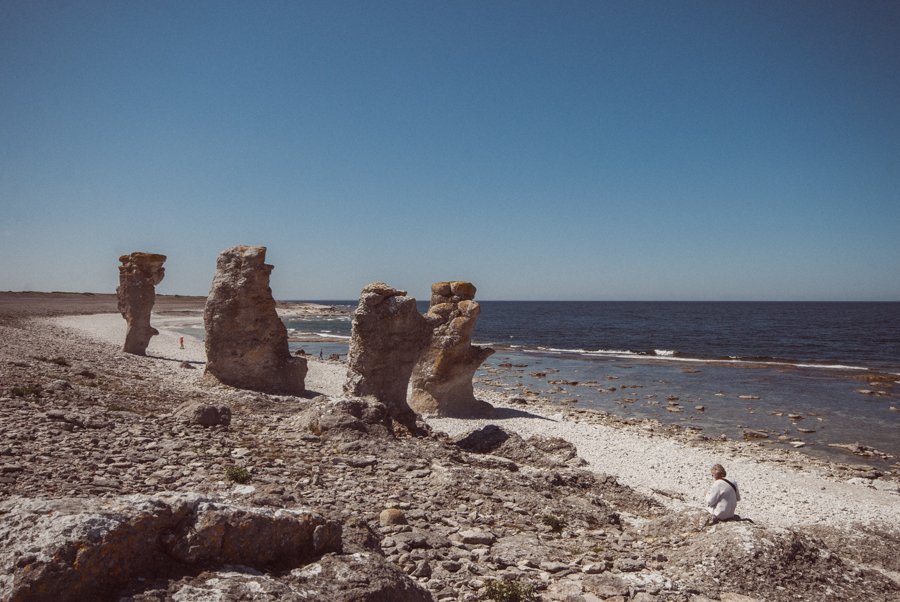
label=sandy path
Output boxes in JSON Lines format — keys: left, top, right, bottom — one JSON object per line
{"left": 51, "top": 313, "right": 900, "bottom": 532}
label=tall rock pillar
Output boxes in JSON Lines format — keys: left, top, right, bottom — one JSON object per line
{"left": 117, "top": 252, "right": 166, "bottom": 355}
{"left": 409, "top": 281, "right": 494, "bottom": 416}
{"left": 204, "top": 245, "right": 307, "bottom": 395}
{"left": 343, "top": 282, "right": 431, "bottom": 428}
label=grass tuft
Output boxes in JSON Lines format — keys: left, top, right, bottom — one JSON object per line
{"left": 224, "top": 466, "right": 251, "bottom": 484}
{"left": 482, "top": 579, "right": 538, "bottom": 602}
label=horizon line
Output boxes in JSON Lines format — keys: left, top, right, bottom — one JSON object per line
{"left": 5, "top": 290, "right": 899, "bottom": 304}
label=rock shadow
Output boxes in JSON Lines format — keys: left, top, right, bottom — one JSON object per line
{"left": 488, "top": 406, "right": 557, "bottom": 421}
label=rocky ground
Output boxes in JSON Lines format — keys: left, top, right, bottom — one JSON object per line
{"left": 1, "top": 295, "right": 899, "bottom": 601}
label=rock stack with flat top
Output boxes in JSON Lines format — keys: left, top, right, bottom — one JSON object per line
{"left": 117, "top": 252, "right": 166, "bottom": 355}
{"left": 343, "top": 282, "right": 431, "bottom": 428}
{"left": 408, "top": 281, "right": 494, "bottom": 416}
{"left": 204, "top": 245, "right": 307, "bottom": 395}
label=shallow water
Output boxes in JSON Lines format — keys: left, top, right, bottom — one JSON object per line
{"left": 252, "top": 301, "right": 900, "bottom": 466}
{"left": 478, "top": 349, "right": 899, "bottom": 467}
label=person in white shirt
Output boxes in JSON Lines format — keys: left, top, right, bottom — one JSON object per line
{"left": 706, "top": 463, "right": 740, "bottom": 522}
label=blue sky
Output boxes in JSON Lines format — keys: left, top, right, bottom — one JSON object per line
{"left": 1, "top": 1, "right": 898, "bottom": 301}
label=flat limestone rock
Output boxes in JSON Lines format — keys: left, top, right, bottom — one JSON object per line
{"left": 117, "top": 252, "right": 166, "bottom": 355}
{"left": 0, "top": 493, "right": 341, "bottom": 601}
{"left": 203, "top": 245, "right": 307, "bottom": 395}
{"left": 343, "top": 282, "right": 431, "bottom": 427}
{"left": 409, "top": 281, "right": 494, "bottom": 417}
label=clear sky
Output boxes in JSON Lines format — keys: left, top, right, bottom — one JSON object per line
{"left": 1, "top": 1, "right": 898, "bottom": 301}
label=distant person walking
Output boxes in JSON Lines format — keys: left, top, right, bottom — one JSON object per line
{"left": 706, "top": 463, "right": 740, "bottom": 522}
{"left": 179, "top": 336, "right": 184, "bottom": 350}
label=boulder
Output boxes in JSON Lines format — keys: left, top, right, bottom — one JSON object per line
{"left": 343, "top": 282, "right": 431, "bottom": 428}
{"left": 0, "top": 493, "right": 341, "bottom": 602}
{"left": 408, "top": 281, "right": 494, "bottom": 416}
{"left": 662, "top": 517, "right": 900, "bottom": 600}
{"left": 295, "top": 395, "right": 393, "bottom": 439}
{"left": 203, "top": 246, "right": 307, "bottom": 395}
{"left": 116, "top": 252, "right": 166, "bottom": 355}
{"left": 175, "top": 401, "right": 232, "bottom": 427}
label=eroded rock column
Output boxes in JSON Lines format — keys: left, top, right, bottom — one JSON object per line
{"left": 117, "top": 252, "right": 166, "bottom": 355}
{"left": 344, "top": 282, "right": 431, "bottom": 427}
{"left": 409, "top": 281, "right": 494, "bottom": 416}
{"left": 204, "top": 245, "right": 307, "bottom": 395}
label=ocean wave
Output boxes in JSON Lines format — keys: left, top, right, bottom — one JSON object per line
{"left": 317, "top": 332, "right": 351, "bottom": 340}
{"left": 287, "top": 329, "right": 352, "bottom": 340}
{"left": 512, "top": 345, "right": 871, "bottom": 372}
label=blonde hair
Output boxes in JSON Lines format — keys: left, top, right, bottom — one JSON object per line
{"left": 711, "top": 464, "right": 726, "bottom": 479}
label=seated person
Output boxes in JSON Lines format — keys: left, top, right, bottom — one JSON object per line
{"left": 706, "top": 463, "right": 740, "bottom": 522}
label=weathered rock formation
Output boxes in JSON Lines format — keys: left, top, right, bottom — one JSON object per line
{"left": 408, "top": 281, "right": 494, "bottom": 416}
{"left": 116, "top": 252, "right": 166, "bottom": 355}
{"left": 344, "top": 282, "right": 431, "bottom": 427}
{"left": 204, "top": 245, "right": 306, "bottom": 395}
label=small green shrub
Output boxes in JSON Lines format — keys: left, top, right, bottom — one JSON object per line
{"left": 224, "top": 466, "right": 251, "bottom": 484}
{"left": 482, "top": 579, "right": 538, "bottom": 602}
{"left": 541, "top": 513, "right": 567, "bottom": 532}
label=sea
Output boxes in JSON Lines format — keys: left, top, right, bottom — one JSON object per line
{"left": 283, "top": 301, "right": 900, "bottom": 467}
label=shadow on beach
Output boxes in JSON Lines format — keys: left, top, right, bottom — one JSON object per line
{"left": 147, "top": 354, "right": 206, "bottom": 368}
{"left": 488, "top": 406, "right": 557, "bottom": 421}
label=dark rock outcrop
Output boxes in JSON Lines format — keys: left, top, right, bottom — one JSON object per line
{"left": 203, "top": 245, "right": 306, "bottom": 395}
{"left": 409, "top": 281, "right": 494, "bottom": 416}
{"left": 452, "top": 424, "right": 582, "bottom": 469}
{"left": 116, "top": 252, "right": 166, "bottom": 355}
{"left": 344, "top": 282, "right": 431, "bottom": 428}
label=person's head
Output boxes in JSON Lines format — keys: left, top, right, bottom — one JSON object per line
{"left": 711, "top": 464, "right": 726, "bottom": 480}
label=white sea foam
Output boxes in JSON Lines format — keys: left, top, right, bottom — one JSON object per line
{"left": 517, "top": 345, "right": 872, "bottom": 372}
{"left": 317, "top": 333, "right": 351, "bottom": 340}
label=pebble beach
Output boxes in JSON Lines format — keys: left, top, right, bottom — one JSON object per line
{"left": 2, "top": 294, "right": 898, "bottom": 601}
{"left": 52, "top": 311, "right": 900, "bottom": 531}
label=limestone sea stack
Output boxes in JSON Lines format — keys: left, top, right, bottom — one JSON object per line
{"left": 408, "top": 281, "right": 494, "bottom": 416}
{"left": 344, "top": 282, "right": 431, "bottom": 428}
{"left": 117, "top": 252, "right": 166, "bottom": 355}
{"left": 203, "top": 245, "right": 307, "bottom": 395}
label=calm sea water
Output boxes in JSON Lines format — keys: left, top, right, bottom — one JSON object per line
{"left": 284, "top": 301, "right": 900, "bottom": 466}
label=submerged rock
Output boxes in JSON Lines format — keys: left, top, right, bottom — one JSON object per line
{"left": 409, "top": 281, "right": 494, "bottom": 416}
{"left": 116, "top": 252, "right": 166, "bottom": 355}
{"left": 344, "top": 282, "right": 431, "bottom": 428}
{"left": 203, "top": 245, "right": 307, "bottom": 395}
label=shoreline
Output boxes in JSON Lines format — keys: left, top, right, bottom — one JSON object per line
{"left": 3, "top": 295, "right": 899, "bottom": 599}
{"left": 49, "top": 311, "right": 900, "bottom": 532}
